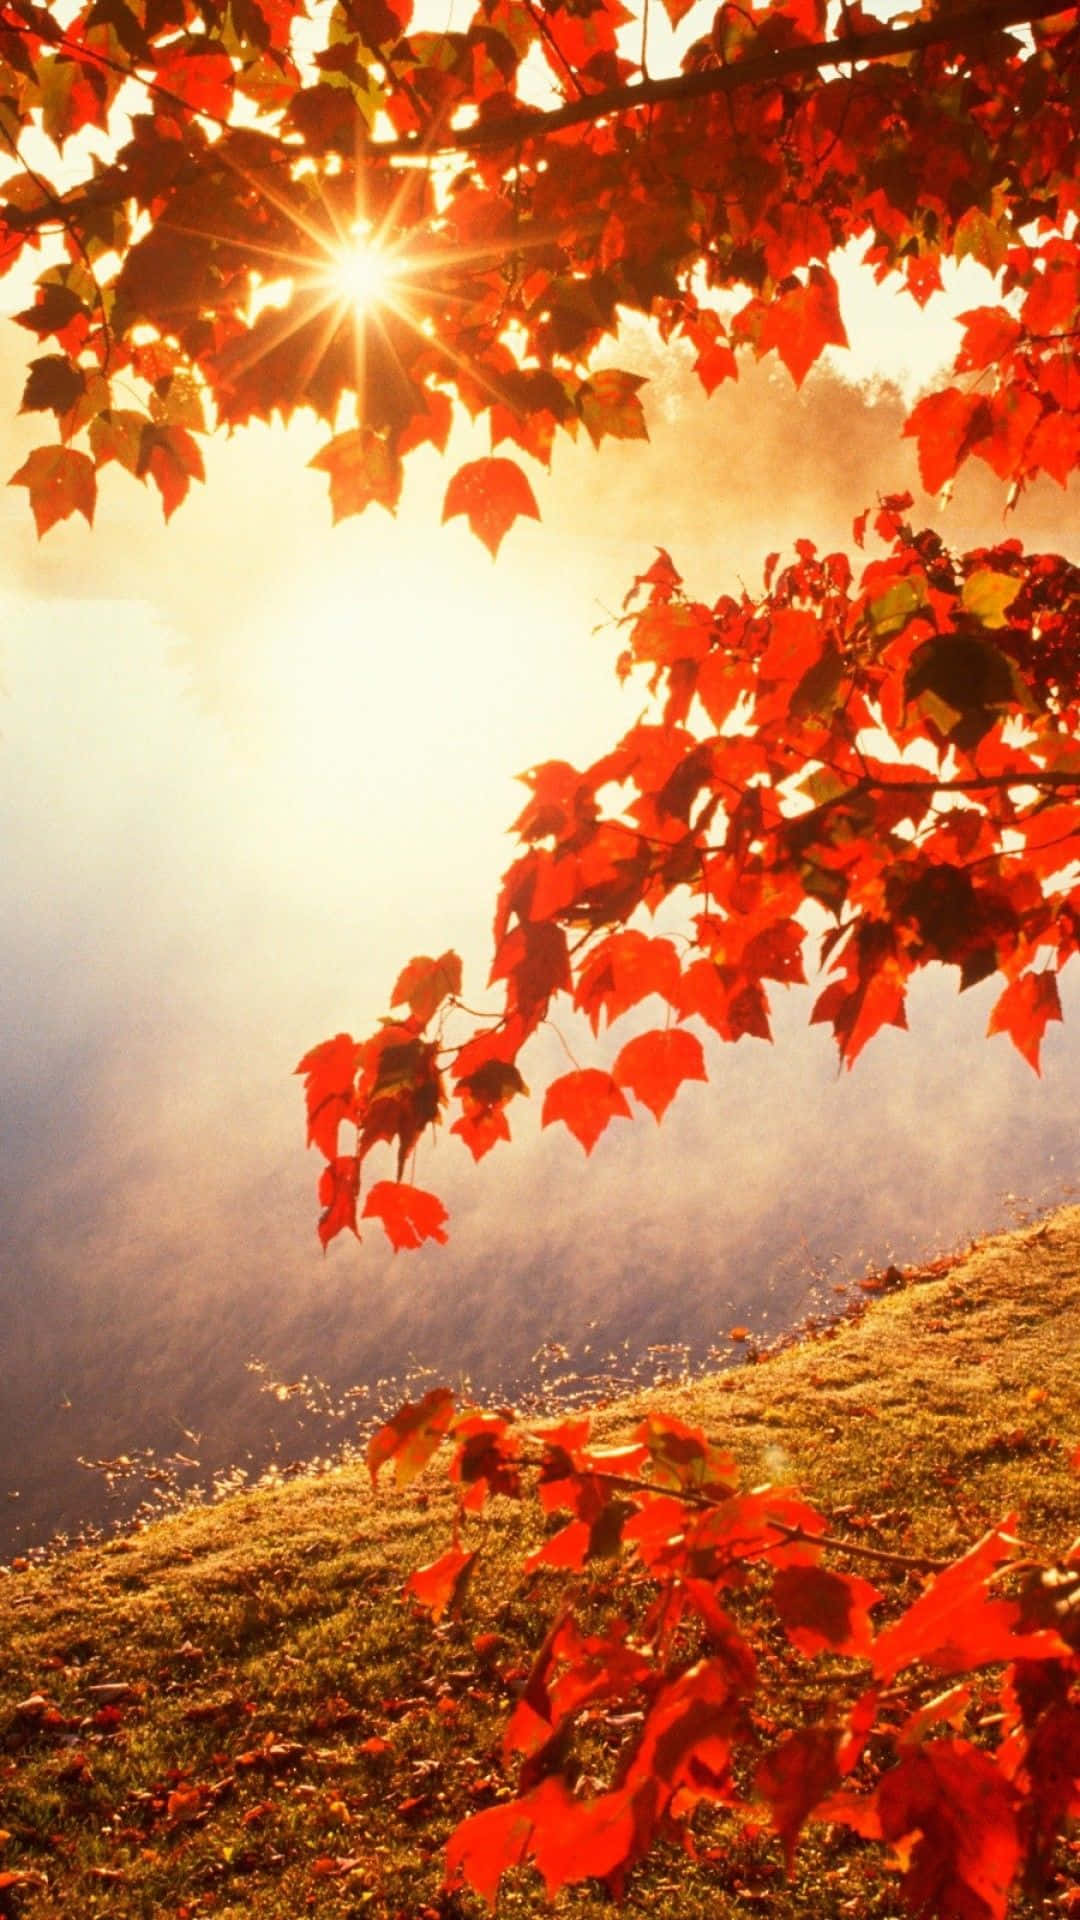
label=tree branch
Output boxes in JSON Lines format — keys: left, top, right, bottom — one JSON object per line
{"left": 368, "top": 0, "right": 1073, "bottom": 157}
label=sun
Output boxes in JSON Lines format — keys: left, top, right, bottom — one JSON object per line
{"left": 330, "top": 230, "right": 395, "bottom": 316}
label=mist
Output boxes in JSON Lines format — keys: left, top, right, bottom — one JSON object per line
{"left": 1, "top": 320, "right": 1077, "bottom": 1556}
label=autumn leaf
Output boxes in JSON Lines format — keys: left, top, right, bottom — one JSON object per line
{"left": 575, "top": 369, "right": 649, "bottom": 449}
{"left": 771, "top": 1565, "right": 882, "bottom": 1659}
{"left": 634, "top": 1410, "right": 739, "bottom": 1495}
{"left": 903, "top": 388, "right": 990, "bottom": 494}
{"left": 875, "top": 1741, "right": 1020, "bottom": 1920}
{"left": 442, "top": 456, "right": 540, "bottom": 557}
{"left": 362, "top": 1180, "right": 449, "bottom": 1250}
{"left": 612, "top": 1026, "right": 707, "bottom": 1122}
{"left": 961, "top": 567, "right": 1023, "bottom": 629}
{"left": 295, "top": 1032, "right": 358, "bottom": 1159}
{"left": 367, "top": 1385, "right": 456, "bottom": 1486}
{"left": 541, "top": 1069, "right": 631, "bottom": 1154}
{"left": 758, "top": 267, "right": 848, "bottom": 387}
{"left": 308, "top": 427, "right": 403, "bottom": 521}
{"left": 137, "top": 424, "right": 206, "bottom": 520}
{"left": 9, "top": 444, "right": 96, "bottom": 537}
{"left": 756, "top": 1725, "right": 844, "bottom": 1871}
{"left": 391, "top": 950, "right": 463, "bottom": 1026}
{"left": 404, "top": 1543, "right": 477, "bottom": 1622}
{"left": 444, "top": 1778, "right": 568, "bottom": 1909}
{"left": 20, "top": 353, "right": 85, "bottom": 416}
{"left": 572, "top": 930, "right": 681, "bottom": 1033}
{"left": 152, "top": 37, "right": 235, "bottom": 117}
{"left": 871, "top": 1520, "right": 1069, "bottom": 1681}
{"left": 986, "top": 971, "right": 1062, "bottom": 1074}
{"left": 317, "top": 1155, "right": 360, "bottom": 1248}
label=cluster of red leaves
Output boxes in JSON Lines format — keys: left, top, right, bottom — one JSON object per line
{"left": 1, "top": 0, "right": 1077, "bottom": 545}
{"left": 366, "top": 1390, "right": 1080, "bottom": 1915}
{"left": 299, "top": 509, "right": 1080, "bottom": 1242}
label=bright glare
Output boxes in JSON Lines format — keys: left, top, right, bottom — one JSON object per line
{"left": 332, "top": 235, "right": 393, "bottom": 315}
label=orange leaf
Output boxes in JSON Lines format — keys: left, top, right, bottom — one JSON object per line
{"left": 756, "top": 1725, "right": 844, "bottom": 1871}
{"left": 137, "top": 424, "right": 205, "bottom": 520}
{"left": 771, "top": 1564, "right": 882, "bottom": 1659}
{"left": 572, "top": 930, "right": 681, "bottom": 1034}
{"left": 871, "top": 1521, "right": 1069, "bottom": 1681}
{"left": 362, "top": 1179, "right": 449, "bottom": 1251}
{"left": 404, "top": 1543, "right": 477, "bottom": 1622}
{"left": 367, "top": 1385, "right": 456, "bottom": 1486}
{"left": 391, "top": 950, "right": 462, "bottom": 1026}
{"left": 9, "top": 444, "right": 96, "bottom": 537}
{"left": 612, "top": 1026, "right": 707, "bottom": 1122}
{"left": 153, "top": 38, "right": 234, "bottom": 117}
{"left": 295, "top": 1032, "right": 358, "bottom": 1159}
{"left": 317, "top": 1155, "right": 360, "bottom": 1249}
{"left": 541, "top": 1069, "right": 631, "bottom": 1154}
{"left": 758, "top": 267, "right": 848, "bottom": 387}
{"left": 442, "top": 456, "right": 540, "bottom": 557}
{"left": 308, "top": 426, "right": 403, "bottom": 521}
{"left": 451, "top": 1097, "right": 512, "bottom": 1162}
{"left": 903, "top": 387, "right": 990, "bottom": 494}
{"left": 444, "top": 1778, "right": 567, "bottom": 1909}
{"left": 575, "top": 368, "right": 649, "bottom": 449}
{"left": 986, "top": 970, "right": 1062, "bottom": 1074}
{"left": 876, "top": 1741, "right": 1020, "bottom": 1920}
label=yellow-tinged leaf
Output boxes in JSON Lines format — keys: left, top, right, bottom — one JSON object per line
{"left": 575, "top": 369, "right": 649, "bottom": 450}
{"left": 367, "top": 1385, "right": 456, "bottom": 1486}
{"left": 867, "top": 574, "right": 927, "bottom": 639}
{"left": 89, "top": 408, "right": 149, "bottom": 473}
{"left": 309, "top": 427, "right": 403, "bottom": 522}
{"left": 961, "top": 568, "right": 1022, "bottom": 629}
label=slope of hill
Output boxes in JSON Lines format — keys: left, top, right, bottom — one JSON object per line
{"left": 2, "top": 1208, "right": 1078, "bottom": 1918}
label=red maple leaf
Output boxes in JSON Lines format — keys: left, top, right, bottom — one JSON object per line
{"left": 442, "top": 456, "right": 541, "bottom": 557}
{"left": 541, "top": 1069, "right": 632, "bottom": 1153}
{"left": 756, "top": 1725, "right": 844, "bottom": 1871}
{"left": 771, "top": 1564, "right": 882, "bottom": 1659}
{"left": 612, "top": 1026, "right": 707, "bottom": 1121}
{"left": 9, "top": 445, "right": 96, "bottom": 537}
{"left": 316, "top": 1155, "right": 360, "bottom": 1249}
{"left": 137, "top": 424, "right": 206, "bottom": 520}
{"left": 903, "top": 388, "right": 991, "bottom": 494}
{"left": 986, "top": 970, "right": 1062, "bottom": 1074}
{"left": 362, "top": 1180, "right": 449, "bottom": 1251}
{"left": 404, "top": 1543, "right": 477, "bottom": 1622}
{"left": 871, "top": 1521, "right": 1069, "bottom": 1681}
{"left": 295, "top": 1032, "right": 358, "bottom": 1159}
{"left": 875, "top": 1740, "right": 1020, "bottom": 1920}
{"left": 757, "top": 267, "right": 848, "bottom": 387}
{"left": 308, "top": 426, "right": 403, "bottom": 521}
{"left": 367, "top": 1385, "right": 456, "bottom": 1487}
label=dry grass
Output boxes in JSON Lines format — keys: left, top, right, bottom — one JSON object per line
{"left": 1, "top": 1207, "right": 1078, "bottom": 1918}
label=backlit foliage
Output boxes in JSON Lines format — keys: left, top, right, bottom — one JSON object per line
{"left": 4, "top": 0, "right": 1079, "bottom": 1908}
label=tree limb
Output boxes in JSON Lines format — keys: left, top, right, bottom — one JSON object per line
{"left": 368, "top": 0, "right": 1075, "bottom": 157}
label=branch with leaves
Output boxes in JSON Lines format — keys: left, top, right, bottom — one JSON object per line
{"left": 364, "top": 1387, "right": 1080, "bottom": 1913}
{"left": 299, "top": 508, "right": 1080, "bottom": 1250}
{"left": 1, "top": 0, "right": 1077, "bottom": 537}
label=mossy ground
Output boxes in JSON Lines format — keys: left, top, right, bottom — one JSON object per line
{"left": 2, "top": 1208, "right": 1079, "bottom": 1918}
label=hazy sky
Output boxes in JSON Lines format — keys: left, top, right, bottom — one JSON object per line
{"left": 1, "top": 260, "right": 1077, "bottom": 1548}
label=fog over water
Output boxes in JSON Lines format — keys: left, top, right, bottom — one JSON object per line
{"left": 1, "top": 331, "right": 1077, "bottom": 1557}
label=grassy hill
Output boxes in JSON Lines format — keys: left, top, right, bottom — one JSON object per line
{"left": 2, "top": 1208, "right": 1079, "bottom": 1919}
